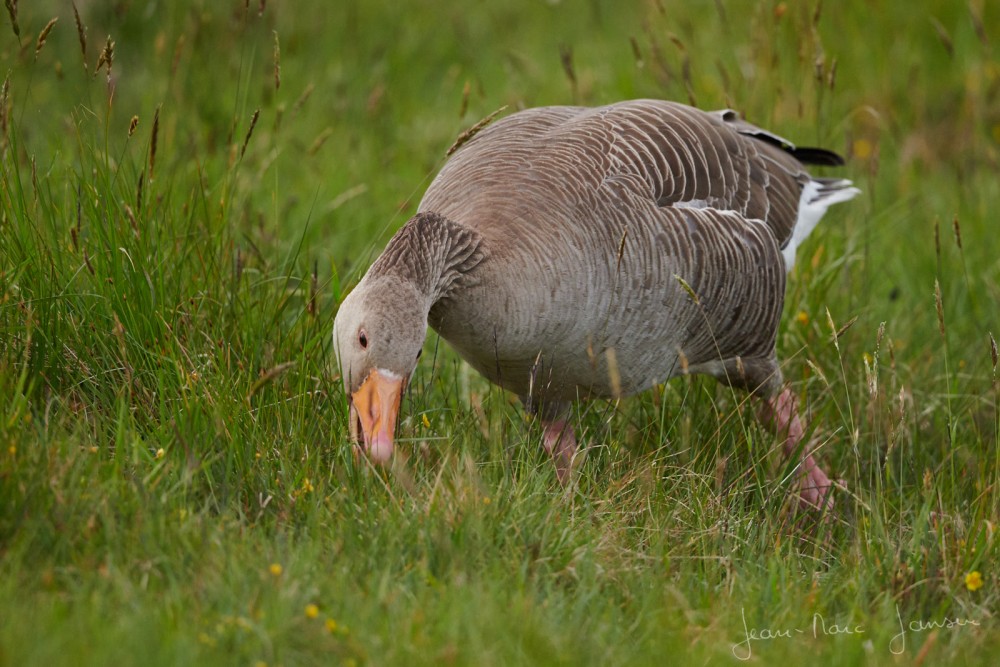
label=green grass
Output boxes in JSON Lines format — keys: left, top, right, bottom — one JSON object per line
{"left": 1, "top": 0, "right": 998, "bottom": 665}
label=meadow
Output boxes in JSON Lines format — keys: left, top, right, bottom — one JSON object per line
{"left": 1, "top": 0, "right": 998, "bottom": 664}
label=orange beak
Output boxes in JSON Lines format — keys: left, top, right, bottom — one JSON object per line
{"left": 349, "top": 369, "right": 404, "bottom": 463}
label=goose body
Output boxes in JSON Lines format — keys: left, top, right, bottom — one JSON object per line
{"left": 334, "top": 99, "right": 858, "bottom": 506}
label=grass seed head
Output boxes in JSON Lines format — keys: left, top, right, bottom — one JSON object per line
{"left": 934, "top": 279, "right": 945, "bottom": 338}
{"left": 240, "top": 109, "right": 260, "bottom": 158}
{"left": 272, "top": 30, "right": 280, "bottom": 91}
{"left": 3, "top": 0, "right": 18, "bottom": 39}
{"left": 674, "top": 274, "right": 699, "bottom": 305}
{"left": 171, "top": 34, "right": 184, "bottom": 77}
{"left": 34, "top": 17, "right": 57, "bottom": 59}
{"left": 136, "top": 170, "right": 144, "bottom": 210}
{"left": 307, "top": 127, "right": 332, "bottom": 156}
{"left": 459, "top": 80, "right": 470, "bottom": 117}
{"left": 292, "top": 82, "right": 314, "bottom": 117}
{"left": 125, "top": 205, "right": 138, "bottom": 238}
{"left": 934, "top": 218, "right": 941, "bottom": 262}
{"left": 559, "top": 43, "right": 577, "bottom": 96}
{"left": 989, "top": 332, "right": 997, "bottom": 373}
{"left": 307, "top": 260, "right": 318, "bottom": 317}
{"left": 72, "top": 2, "right": 87, "bottom": 70}
{"left": 629, "top": 36, "right": 644, "bottom": 68}
{"left": 447, "top": 106, "right": 507, "bottom": 157}
{"left": 94, "top": 35, "right": 115, "bottom": 81}
{"left": 0, "top": 72, "right": 9, "bottom": 142}
{"left": 128, "top": 115, "right": 138, "bottom": 137}
{"left": 149, "top": 106, "right": 160, "bottom": 179}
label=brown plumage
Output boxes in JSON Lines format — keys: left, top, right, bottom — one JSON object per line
{"left": 333, "top": 99, "right": 858, "bottom": 508}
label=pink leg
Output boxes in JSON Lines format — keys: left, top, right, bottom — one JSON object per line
{"left": 541, "top": 418, "right": 577, "bottom": 484}
{"left": 758, "top": 389, "right": 834, "bottom": 511}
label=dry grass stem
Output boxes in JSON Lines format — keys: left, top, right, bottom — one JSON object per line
{"left": 615, "top": 227, "right": 628, "bottom": 276}
{"left": 825, "top": 308, "right": 840, "bottom": 353}
{"left": 247, "top": 362, "right": 296, "bottom": 401}
{"left": 606, "top": 348, "right": 622, "bottom": 398}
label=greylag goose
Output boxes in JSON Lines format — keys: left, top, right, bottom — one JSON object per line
{"left": 333, "top": 99, "right": 859, "bottom": 509}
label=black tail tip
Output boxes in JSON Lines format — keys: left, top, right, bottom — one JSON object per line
{"left": 791, "top": 146, "right": 846, "bottom": 167}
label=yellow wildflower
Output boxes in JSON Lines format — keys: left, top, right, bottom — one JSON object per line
{"left": 268, "top": 563, "right": 283, "bottom": 577}
{"left": 325, "top": 618, "right": 338, "bottom": 633}
{"left": 853, "top": 138, "right": 873, "bottom": 160}
{"left": 155, "top": 448, "right": 165, "bottom": 460}
{"left": 305, "top": 603, "right": 319, "bottom": 619}
{"left": 421, "top": 413, "right": 431, "bottom": 428}
{"left": 965, "top": 571, "right": 983, "bottom": 592}
{"left": 795, "top": 311, "right": 809, "bottom": 326}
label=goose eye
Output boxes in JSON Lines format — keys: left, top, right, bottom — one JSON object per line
{"left": 358, "top": 329, "right": 368, "bottom": 349}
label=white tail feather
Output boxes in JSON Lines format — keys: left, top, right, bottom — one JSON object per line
{"left": 782, "top": 179, "right": 861, "bottom": 271}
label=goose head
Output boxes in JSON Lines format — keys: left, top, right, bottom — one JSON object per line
{"left": 333, "top": 274, "right": 428, "bottom": 463}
